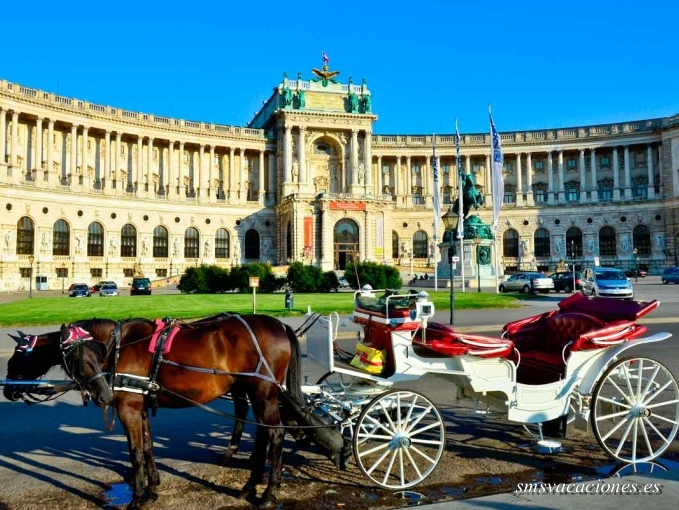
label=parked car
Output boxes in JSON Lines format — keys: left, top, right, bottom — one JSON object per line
{"left": 91, "top": 280, "right": 116, "bottom": 293}
{"left": 99, "top": 283, "right": 119, "bottom": 297}
{"left": 623, "top": 268, "right": 648, "bottom": 278}
{"left": 498, "top": 272, "right": 554, "bottom": 294}
{"left": 581, "top": 267, "right": 634, "bottom": 300}
{"left": 661, "top": 267, "right": 679, "bottom": 284}
{"left": 548, "top": 271, "right": 582, "bottom": 293}
{"left": 68, "top": 283, "right": 91, "bottom": 298}
{"left": 130, "top": 277, "right": 152, "bottom": 296}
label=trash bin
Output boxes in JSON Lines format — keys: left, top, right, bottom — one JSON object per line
{"left": 285, "top": 289, "right": 294, "bottom": 310}
{"left": 35, "top": 275, "right": 48, "bottom": 291}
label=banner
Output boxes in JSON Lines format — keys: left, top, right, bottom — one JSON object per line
{"left": 432, "top": 135, "right": 441, "bottom": 241}
{"left": 489, "top": 107, "right": 504, "bottom": 233}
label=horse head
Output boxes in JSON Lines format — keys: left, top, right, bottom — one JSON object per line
{"left": 58, "top": 320, "right": 116, "bottom": 407}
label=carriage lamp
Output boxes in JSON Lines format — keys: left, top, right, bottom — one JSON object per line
{"left": 28, "top": 255, "right": 35, "bottom": 299}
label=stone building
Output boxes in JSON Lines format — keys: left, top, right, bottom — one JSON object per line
{"left": 1, "top": 60, "right": 679, "bottom": 291}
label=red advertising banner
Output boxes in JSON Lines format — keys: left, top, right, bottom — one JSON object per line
{"left": 329, "top": 201, "right": 366, "bottom": 211}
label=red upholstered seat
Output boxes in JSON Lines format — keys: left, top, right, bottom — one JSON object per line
{"left": 415, "top": 333, "right": 515, "bottom": 359}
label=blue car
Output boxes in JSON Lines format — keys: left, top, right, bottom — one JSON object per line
{"left": 661, "top": 267, "right": 679, "bottom": 284}
{"left": 68, "top": 283, "right": 91, "bottom": 297}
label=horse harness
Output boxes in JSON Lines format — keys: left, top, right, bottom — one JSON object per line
{"left": 77, "top": 314, "right": 282, "bottom": 417}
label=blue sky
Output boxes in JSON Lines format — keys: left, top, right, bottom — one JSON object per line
{"left": 2, "top": 0, "right": 678, "bottom": 135}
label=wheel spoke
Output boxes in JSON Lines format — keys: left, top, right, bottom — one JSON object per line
{"left": 614, "top": 419, "right": 636, "bottom": 457}
{"left": 631, "top": 419, "right": 638, "bottom": 462}
{"left": 403, "top": 448, "right": 424, "bottom": 480}
{"left": 620, "top": 363, "right": 638, "bottom": 403}
{"left": 601, "top": 413, "right": 631, "bottom": 441}
{"left": 595, "top": 408, "right": 631, "bottom": 422}
{"left": 597, "top": 395, "right": 632, "bottom": 409}
{"left": 641, "top": 364, "right": 661, "bottom": 399}
{"left": 635, "top": 359, "right": 644, "bottom": 401}
{"left": 608, "top": 377, "right": 634, "bottom": 404}
{"left": 648, "top": 414, "right": 679, "bottom": 426}
{"left": 645, "top": 399, "right": 679, "bottom": 410}
{"left": 639, "top": 417, "right": 654, "bottom": 458}
{"left": 642, "top": 416, "right": 669, "bottom": 444}
{"left": 642, "top": 380, "right": 675, "bottom": 406}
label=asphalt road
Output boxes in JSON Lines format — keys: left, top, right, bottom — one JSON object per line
{"left": 0, "top": 278, "right": 678, "bottom": 509}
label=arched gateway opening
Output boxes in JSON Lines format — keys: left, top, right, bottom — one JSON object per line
{"left": 334, "top": 219, "right": 360, "bottom": 270}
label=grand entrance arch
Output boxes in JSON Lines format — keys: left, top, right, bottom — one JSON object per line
{"left": 334, "top": 219, "right": 360, "bottom": 270}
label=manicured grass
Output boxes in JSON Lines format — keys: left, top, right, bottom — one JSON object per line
{"left": 0, "top": 290, "right": 524, "bottom": 327}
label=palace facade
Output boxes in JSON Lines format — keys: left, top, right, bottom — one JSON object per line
{"left": 1, "top": 62, "right": 679, "bottom": 291}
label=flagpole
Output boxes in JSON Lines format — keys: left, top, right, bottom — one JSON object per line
{"left": 490, "top": 105, "right": 499, "bottom": 293}
{"left": 455, "top": 120, "right": 465, "bottom": 293}
{"left": 432, "top": 133, "right": 439, "bottom": 292}
{"left": 489, "top": 103, "right": 504, "bottom": 293}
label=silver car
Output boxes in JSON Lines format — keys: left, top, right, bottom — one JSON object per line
{"left": 580, "top": 267, "right": 634, "bottom": 300}
{"left": 99, "top": 283, "right": 119, "bottom": 297}
{"left": 498, "top": 272, "right": 554, "bottom": 294}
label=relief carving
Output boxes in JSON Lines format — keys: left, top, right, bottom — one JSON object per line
{"left": 313, "top": 175, "right": 330, "bottom": 192}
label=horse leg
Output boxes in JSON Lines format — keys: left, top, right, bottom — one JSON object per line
{"left": 223, "top": 385, "right": 249, "bottom": 464}
{"left": 117, "top": 400, "right": 149, "bottom": 510}
{"left": 140, "top": 409, "right": 160, "bottom": 504}
{"left": 256, "top": 398, "right": 286, "bottom": 509}
{"left": 238, "top": 422, "right": 268, "bottom": 501}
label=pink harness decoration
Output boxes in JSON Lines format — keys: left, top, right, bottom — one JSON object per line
{"left": 61, "top": 326, "right": 94, "bottom": 347}
{"left": 148, "top": 319, "right": 180, "bottom": 354}
{"left": 15, "top": 335, "right": 39, "bottom": 353}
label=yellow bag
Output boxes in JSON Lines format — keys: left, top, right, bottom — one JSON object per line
{"left": 350, "top": 343, "right": 386, "bottom": 374}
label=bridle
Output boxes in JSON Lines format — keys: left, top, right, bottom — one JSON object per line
{"left": 60, "top": 325, "right": 112, "bottom": 399}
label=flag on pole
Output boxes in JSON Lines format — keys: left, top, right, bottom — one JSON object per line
{"left": 432, "top": 134, "right": 441, "bottom": 240}
{"left": 455, "top": 120, "right": 464, "bottom": 239}
{"left": 322, "top": 51, "right": 329, "bottom": 65}
{"left": 489, "top": 107, "right": 504, "bottom": 233}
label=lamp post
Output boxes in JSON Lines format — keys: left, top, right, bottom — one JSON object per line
{"left": 442, "top": 206, "right": 457, "bottom": 325}
{"left": 474, "top": 235, "right": 482, "bottom": 293}
{"left": 571, "top": 240, "right": 576, "bottom": 292}
{"left": 61, "top": 262, "right": 66, "bottom": 294}
{"left": 28, "top": 255, "right": 35, "bottom": 298}
{"left": 633, "top": 247, "right": 639, "bottom": 282}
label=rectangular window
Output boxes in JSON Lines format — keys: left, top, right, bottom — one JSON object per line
{"left": 412, "top": 164, "right": 420, "bottom": 174}
{"left": 504, "top": 191, "right": 514, "bottom": 204}
{"left": 55, "top": 267, "right": 68, "bottom": 278}
{"left": 633, "top": 183, "right": 648, "bottom": 199}
{"left": 472, "top": 163, "right": 481, "bottom": 173}
{"left": 634, "top": 152, "right": 646, "bottom": 167}
{"left": 567, "top": 158, "right": 577, "bottom": 169}
{"left": 90, "top": 268, "right": 103, "bottom": 278}
{"left": 123, "top": 268, "right": 134, "bottom": 278}
{"left": 156, "top": 268, "right": 168, "bottom": 278}
{"left": 599, "top": 186, "right": 613, "bottom": 201}
{"left": 535, "top": 189, "right": 545, "bottom": 203}
{"left": 412, "top": 193, "right": 423, "bottom": 205}
{"left": 503, "top": 162, "right": 513, "bottom": 171}
{"left": 534, "top": 160, "right": 544, "bottom": 170}
{"left": 600, "top": 156, "right": 610, "bottom": 167}
{"left": 442, "top": 164, "right": 451, "bottom": 175}
{"left": 382, "top": 164, "right": 390, "bottom": 174}
{"left": 567, "top": 187, "right": 579, "bottom": 202}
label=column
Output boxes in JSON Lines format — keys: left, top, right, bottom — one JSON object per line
{"left": 525, "top": 152, "right": 534, "bottom": 205}
{"left": 115, "top": 132, "right": 123, "bottom": 196}
{"left": 198, "top": 144, "right": 205, "bottom": 201}
{"left": 35, "top": 117, "right": 43, "bottom": 174}
{"left": 0, "top": 109, "right": 6, "bottom": 172}
{"left": 647, "top": 144, "right": 655, "bottom": 199}
{"left": 590, "top": 149, "right": 598, "bottom": 202}
{"left": 423, "top": 156, "right": 430, "bottom": 206}
{"left": 167, "top": 140, "right": 176, "bottom": 199}
{"left": 515, "top": 153, "right": 523, "bottom": 206}
{"left": 258, "top": 150, "right": 265, "bottom": 205}
{"left": 613, "top": 147, "right": 620, "bottom": 200}
{"left": 228, "top": 147, "right": 235, "bottom": 203}
{"left": 10, "top": 112, "right": 19, "bottom": 180}
{"left": 283, "top": 126, "right": 292, "bottom": 182}
{"left": 268, "top": 151, "right": 275, "bottom": 205}
{"left": 103, "top": 130, "right": 111, "bottom": 194}
{"left": 557, "top": 150, "right": 565, "bottom": 203}
{"left": 321, "top": 204, "right": 329, "bottom": 269}
{"left": 395, "top": 156, "right": 401, "bottom": 205}
{"left": 178, "top": 142, "right": 186, "bottom": 200}
{"left": 579, "top": 149, "right": 587, "bottom": 203}
{"left": 547, "top": 151, "right": 554, "bottom": 204}
{"left": 208, "top": 145, "right": 216, "bottom": 202}
{"left": 298, "top": 127, "right": 306, "bottom": 183}
{"left": 81, "top": 126, "right": 91, "bottom": 193}
{"left": 133, "top": 135, "right": 143, "bottom": 197}
{"left": 376, "top": 155, "right": 383, "bottom": 195}
{"left": 147, "top": 137, "right": 155, "bottom": 196}
{"left": 406, "top": 156, "right": 412, "bottom": 206}
{"left": 69, "top": 125, "right": 78, "bottom": 190}
{"left": 239, "top": 148, "right": 246, "bottom": 203}
{"left": 484, "top": 154, "right": 492, "bottom": 205}
{"left": 46, "top": 119, "right": 55, "bottom": 188}
{"left": 465, "top": 154, "right": 471, "bottom": 175}
{"left": 350, "top": 129, "right": 358, "bottom": 185}
{"left": 623, "top": 145, "right": 631, "bottom": 199}
{"left": 364, "top": 131, "right": 372, "bottom": 190}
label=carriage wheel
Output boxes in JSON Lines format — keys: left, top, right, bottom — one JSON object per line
{"left": 590, "top": 356, "right": 679, "bottom": 463}
{"left": 353, "top": 389, "right": 445, "bottom": 490}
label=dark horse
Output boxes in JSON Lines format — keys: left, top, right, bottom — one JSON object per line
{"left": 7, "top": 314, "right": 304, "bottom": 510}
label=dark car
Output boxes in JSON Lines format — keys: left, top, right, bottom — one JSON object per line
{"left": 69, "top": 283, "right": 91, "bottom": 298}
{"left": 624, "top": 269, "right": 648, "bottom": 278}
{"left": 548, "top": 271, "right": 582, "bottom": 293}
{"left": 130, "top": 277, "right": 152, "bottom": 296}
{"left": 91, "top": 280, "right": 116, "bottom": 293}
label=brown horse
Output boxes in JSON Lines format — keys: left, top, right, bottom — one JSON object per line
{"left": 59, "top": 313, "right": 303, "bottom": 510}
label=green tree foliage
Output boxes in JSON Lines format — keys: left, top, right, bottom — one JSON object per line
{"left": 344, "top": 261, "right": 402, "bottom": 290}
{"left": 286, "top": 262, "right": 344, "bottom": 292}
{"left": 177, "top": 263, "right": 284, "bottom": 294}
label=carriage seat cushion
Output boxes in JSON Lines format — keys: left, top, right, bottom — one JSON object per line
{"left": 422, "top": 333, "right": 515, "bottom": 359}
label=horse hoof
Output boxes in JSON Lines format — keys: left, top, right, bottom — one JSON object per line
{"left": 257, "top": 498, "right": 277, "bottom": 509}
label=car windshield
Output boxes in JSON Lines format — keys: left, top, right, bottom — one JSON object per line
{"left": 74, "top": 285, "right": 88, "bottom": 290}
{"left": 102, "top": 284, "right": 116, "bottom": 290}
{"left": 595, "top": 270, "right": 626, "bottom": 281}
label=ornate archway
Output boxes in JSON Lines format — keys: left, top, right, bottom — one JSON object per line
{"left": 334, "top": 218, "right": 360, "bottom": 270}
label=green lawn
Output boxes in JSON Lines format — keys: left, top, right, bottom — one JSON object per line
{"left": 0, "top": 291, "right": 525, "bottom": 327}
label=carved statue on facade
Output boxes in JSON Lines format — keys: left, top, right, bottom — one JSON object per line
{"left": 109, "top": 235, "right": 118, "bottom": 255}
{"left": 554, "top": 237, "right": 563, "bottom": 255}
{"left": 75, "top": 234, "right": 85, "bottom": 254}
{"left": 41, "top": 232, "right": 49, "bottom": 253}
{"left": 348, "top": 92, "right": 359, "bottom": 113}
{"left": 292, "top": 161, "right": 299, "bottom": 182}
{"left": 282, "top": 87, "right": 293, "bottom": 107}
{"left": 141, "top": 237, "right": 150, "bottom": 256}
{"left": 204, "top": 239, "right": 211, "bottom": 258}
{"left": 363, "top": 94, "right": 372, "bottom": 113}
{"left": 173, "top": 237, "right": 180, "bottom": 256}
{"left": 4, "top": 230, "right": 12, "bottom": 249}
{"left": 587, "top": 238, "right": 596, "bottom": 253}
{"left": 297, "top": 90, "right": 306, "bottom": 109}
{"left": 357, "top": 163, "right": 365, "bottom": 184}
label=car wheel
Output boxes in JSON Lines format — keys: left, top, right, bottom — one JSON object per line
{"left": 563, "top": 284, "right": 572, "bottom": 293}
{"left": 499, "top": 285, "right": 506, "bottom": 293}
{"left": 522, "top": 285, "right": 531, "bottom": 294}
{"left": 662, "top": 279, "right": 668, "bottom": 285}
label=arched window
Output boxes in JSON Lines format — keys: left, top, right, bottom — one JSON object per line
{"left": 121, "top": 224, "right": 137, "bottom": 257}
{"left": 52, "top": 219, "right": 70, "bottom": 256}
{"left": 87, "top": 222, "right": 104, "bottom": 257}
{"left": 245, "top": 229, "right": 260, "bottom": 260}
{"left": 565, "top": 227, "right": 583, "bottom": 259}
{"left": 534, "top": 228, "right": 550, "bottom": 257}
{"left": 392, "top": 231, "right": 400, "bottom": 259}
{"left": 412, "top": 230, "right": 428, "bottom": 258}
{"left": 184, "top": 227, "right": 199, "bottom": 258}
{"left": 599, "top": 226, "right": 617, "bottom": 257}
{"left": 633, "top": 225, "right": 651, "bottom": 255}
{"left": 16, "top": 217, "right": 35, "bottom": 255}
{"left": 152, "top": 226, "right": 169, "bottom": 258}
{"left": 215, "top": 229, "right": 230, "bottom": 259}
{"left": 503, "top": 229, "right": 519, "bottom": 257}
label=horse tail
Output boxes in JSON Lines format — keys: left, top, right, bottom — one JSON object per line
{"left": 284, "top": 323, "right": 304, "bottom": 405}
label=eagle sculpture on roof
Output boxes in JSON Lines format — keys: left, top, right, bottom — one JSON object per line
{"left": 311, "top": 58, "right": 340, "bottom": 87}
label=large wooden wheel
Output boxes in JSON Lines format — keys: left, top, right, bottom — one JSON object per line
{"left": 352, "top": 389, "right": 445, "bottom": 490}
{"left": 591, "top": 356, "right": 679, "bottom": 463}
